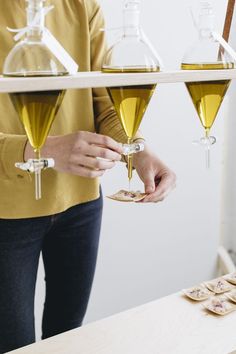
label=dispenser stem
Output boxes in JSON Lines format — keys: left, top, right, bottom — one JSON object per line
{"left": 15, "top": 158, "right": 55, "bottom": 200}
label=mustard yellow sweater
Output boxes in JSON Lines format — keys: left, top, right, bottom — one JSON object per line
{"left": 0, "top": 0, "right": 142, "bottom": 219}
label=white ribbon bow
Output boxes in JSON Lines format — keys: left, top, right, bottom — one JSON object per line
{"left": 7, "top": 5, "right": 54, "bottom": 42}
{"left": 6, "top": 5, "right": 79, "bottom": 74}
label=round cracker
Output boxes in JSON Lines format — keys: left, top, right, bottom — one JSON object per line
{"left": 107, "top": 190, "right": 147, "bottom": 202}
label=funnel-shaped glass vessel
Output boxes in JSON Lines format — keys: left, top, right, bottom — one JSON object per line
{"left": 102, "top": 0, "right": 160, "bottom": 199}
{"left": 181, "top": 1, "right": 235, "bottom": 168}
{"left": 3, "top": 0, "right": 68, "bottom": 199}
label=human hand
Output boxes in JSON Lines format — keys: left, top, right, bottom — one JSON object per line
{"left": 24, "top": 131, "right": 123, "bottom": 178}
{"left": 133, "top": 145, "right": 176, "bottom": 203}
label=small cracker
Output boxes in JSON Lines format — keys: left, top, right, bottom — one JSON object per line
{"left": 183, "top": 286, "right": 213, "bottom": 301}
{"left": 225, "top": 290, "right": 236, "bottom": 303}
{"left": 107, "top": 190, "right": 147, "bottom": 202}
{"left": 204, "top": 278, "right": 233, "bottom": 294}
{"left": 204, "top": 297, "right": 236, "bottom": 316}
{"left": 224, "top": 272, "right": 236, "bottom": 285}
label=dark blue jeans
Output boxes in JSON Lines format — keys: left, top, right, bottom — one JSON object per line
{"left": 0, "top": 194, "right": 103, "bottom": 354}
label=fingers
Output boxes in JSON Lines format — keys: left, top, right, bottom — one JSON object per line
{"left": 71, "top": 155, "right": 116, "bottom": 171}
{"left": 142, "top": 171, "right": 156, "bottom": 194}
{"left": 69, "top": 152, "right": 117, "bottom": 177}
{"left": 50, "top": 131, "right": 122, "bottom": 178}
{"left": 141, "top": 173, "right": 176, "bottom": 203}
{"left": 84, "top": 132, "right": 123, "bottom": 154}
{"left": 88, "top": 145, "right": 122, "bottom": 162}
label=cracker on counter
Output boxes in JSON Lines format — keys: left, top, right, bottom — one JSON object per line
{"left": 225, "top": 290, "right": 236, "bottom": 303}
{"left": 204, "top": 296, "right": 236, "bottom": 316}
{"left": 224, "top": 272, "right": 236, "bottom": 285}
{"left": 204, "top": 278, "right": 233, "bottom": 294}
{"left": 107, "top": 190, "right": 147, "bottom": 202}
{"left": 183, "top": 285, "right": 213, "bottom": 301}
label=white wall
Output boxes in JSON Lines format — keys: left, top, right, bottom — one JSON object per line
{"left": 220, "top": 11, "right": 236, "bottom": 254}
{"left": 35, "top": 0, "right": 228, "bottom": 337}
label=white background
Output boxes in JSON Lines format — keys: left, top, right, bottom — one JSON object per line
{"left": 35, "top": 0, "right": 229, "bottom": 337}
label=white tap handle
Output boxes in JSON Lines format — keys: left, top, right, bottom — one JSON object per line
{"left": 15, "top": 158, "right": 55, "bottom": 173}
{"left": 122, "top": 142, "right": 145, "bottom": 156}
{"left": 46, "top": 158, "right": 55, "bottom": 168}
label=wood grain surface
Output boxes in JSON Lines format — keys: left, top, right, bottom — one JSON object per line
{"left": 7, "top": 291, "right": 236, "bottom": 354}
{"left": 223, "top": 0, "right": 235, "bottom": 41}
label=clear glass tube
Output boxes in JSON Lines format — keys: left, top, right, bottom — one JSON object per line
{"left": 35, "top": 148, "right": 41, "bottom": 200}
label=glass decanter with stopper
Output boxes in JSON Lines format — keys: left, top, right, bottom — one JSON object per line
{"left": 181, "top": 1, "right": 235, "bottom": 168}
{"left": 102, "top": 0, "right": 161, "bottom": 202}
{"left": 3, "top": 0, "right": 69, "bottom": 200}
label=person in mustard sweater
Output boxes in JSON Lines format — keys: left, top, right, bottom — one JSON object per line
{"left": 0, "top": 0, "right": 176, "bottom": 352}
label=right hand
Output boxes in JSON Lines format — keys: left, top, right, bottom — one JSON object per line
{"left": 24, "top": 131, "right": 123, "bottom": 178}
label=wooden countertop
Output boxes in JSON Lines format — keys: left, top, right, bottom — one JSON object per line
{"left": 8, "top": 291, "right": 236, "bottom": 354}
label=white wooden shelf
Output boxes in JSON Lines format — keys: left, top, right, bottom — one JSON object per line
{"left": 1, "top": 69, "right": 236, "bottom": 93}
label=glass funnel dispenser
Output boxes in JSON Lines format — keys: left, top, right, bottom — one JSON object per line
{"left": 181, "top": 1, "right": 235, "bottom": 168}
{"left": 102, "top": 0, "right": 161, "bottom": 198}
{"left": 3, "top": 0, "right": 69, "bottom": 200}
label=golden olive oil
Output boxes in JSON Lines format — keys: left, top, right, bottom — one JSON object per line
{"left": 102, "top": 68, "right": 159, "bottom": 140}
{"left": 181, "top": 63, "right": 234, "bottom": 132}
{"left": 102, "top": 67, "right": 158, "bottom": 180}
{"left": 10, "top": 90, "right": 65, "bottom": 154}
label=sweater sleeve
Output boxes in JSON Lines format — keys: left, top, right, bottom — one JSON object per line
{"left": 0, "top": 133, "right": 28, "bottom": 180}
{"left": 89, "top": 1, "right": 144, "bottom": 144}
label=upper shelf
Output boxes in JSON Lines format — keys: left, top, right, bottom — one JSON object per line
{"left": 0, "top": 69, "right": 236, "bottom": 93}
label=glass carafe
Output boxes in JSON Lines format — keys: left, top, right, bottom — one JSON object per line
{"left": 3, "top": 0, "right": 68, "bottom": 199}
{"left": 181, "top": 1, "right": 235, "bottom": 168}
{"left": 102, "top": 0, "right": 161, "bottom": 200}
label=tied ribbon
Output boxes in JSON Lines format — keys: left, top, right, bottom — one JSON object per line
{"left": 212, "top": 31, "right": 236, "bottom": 62}
{"left": 6, "top": 4, "right": 79, "bottom": 74}
{"left": 7, "top": 5, "right": 54, "bottom": 42}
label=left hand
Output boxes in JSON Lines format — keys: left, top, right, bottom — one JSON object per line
{"left": 133, "top": 144, "right": 176, "bottom": 203}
